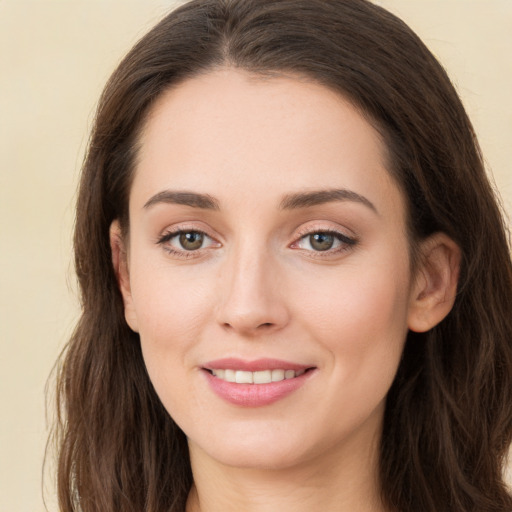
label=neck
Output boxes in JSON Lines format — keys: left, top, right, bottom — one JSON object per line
{"left": 186, "top": 425, "right": 386, "bottom": 512}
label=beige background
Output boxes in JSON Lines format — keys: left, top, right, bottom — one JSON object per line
{"left": 0, "top": 1, "right": 510, "bottom": 510}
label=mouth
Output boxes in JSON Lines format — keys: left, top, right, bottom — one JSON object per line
{"left": 205, "top": 367, "right": 314, "bottom": 384}
{"left": 201, "top": 358, "right": 317, "bottom": 406}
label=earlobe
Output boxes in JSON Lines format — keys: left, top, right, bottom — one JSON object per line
{"left": 109, "top": 220, "right": 139, "bottom": 333}
{"left": 407, "top": 233, "right": 461, "bottom": 333}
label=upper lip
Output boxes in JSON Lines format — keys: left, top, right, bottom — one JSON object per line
{"left": 203, "top": 358, "right": 314, "bottom": 372}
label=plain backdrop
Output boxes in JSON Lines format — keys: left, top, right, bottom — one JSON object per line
{"left": 0, "top": 1, "right": 511, "bottom": 510}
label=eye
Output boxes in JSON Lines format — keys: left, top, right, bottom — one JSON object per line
{"left": 293, "top": 230, "right": 357, "bottom": 253}
{"left": 176, "top": 231, "right": 205, "bottom": 251}
{"left": 307, "top": 232, "right": 336, "bottom": 251}
{"left": 157, "top": 229, "right": 219, "bottom": 255}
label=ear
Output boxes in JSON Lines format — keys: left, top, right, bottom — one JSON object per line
{"left": 110, "top": 220, "right": 139, "bottom": 332}
{"left": 408, "top": 233, "right": 461, "bottom": 333}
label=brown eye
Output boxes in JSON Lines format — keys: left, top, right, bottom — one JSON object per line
{"left": 179, "top": 231, "right": 204, "bottom": 250}
{"left": 309, "top": 233, "right": 335, "bottom": 251}
{"left": 292, "top": 230, "right": 357, "bottom": 254}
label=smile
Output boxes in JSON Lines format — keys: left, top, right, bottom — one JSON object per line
{"left": 209, "top": 368, "right": 307, "bottom": 383}
{"left": 202, "top": 359, "right": 316, "bottom": 407}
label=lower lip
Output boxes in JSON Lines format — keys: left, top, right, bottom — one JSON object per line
{"left": 203, "top": 369, "right": 314, "bottom": 407}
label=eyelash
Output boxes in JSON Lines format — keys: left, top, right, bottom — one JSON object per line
{"left": 156, "top": 228, "right": 218, "bottom": 259}
{"left": 156, "top": 227, "right": 358, "bottom": 259}
{"left": 291, "top": 228, "right": 357, "bottom": 258}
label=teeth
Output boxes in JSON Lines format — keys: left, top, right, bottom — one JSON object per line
{"left": 211, "top": 368, "right": 306, "bottom": 384}
{"left": 254, "top": 370, "right": 272, "bottom": 384}
{"left": 224, "top": 369, "right": 236, "bottom": 382}
{"left": 235, "top": 370, "right": 253, "bottom": 384}
{"left": 213, "top": 369, "right": 225, "bottom": 380}
{"left": 272, "top": 369, "right": 285, "bottom": 382}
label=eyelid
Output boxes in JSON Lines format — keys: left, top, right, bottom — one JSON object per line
{"left": 156, "top": 223, "right": 222, "bottom": 258}
{"left": 155, "top": 221, "right": 357, "bottom": 259}
{"left": 293, "top": 221, "right": 357, "bottom": 241}
{"left": 290, "top": 223, "right": 358, "bottom": 255}
{"left": 156, "top": 221, "right": 219, "bottom": 242}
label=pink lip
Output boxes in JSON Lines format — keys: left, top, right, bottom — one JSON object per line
{"left": 201, "top": 358, "right": 316, "bottom": 407}
{"left": 203, "top": 358, "right": 312, "bottom": 372}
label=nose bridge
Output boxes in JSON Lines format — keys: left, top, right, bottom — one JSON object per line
{"left": 216, "top": 235, "right": 288, "bottom": 334}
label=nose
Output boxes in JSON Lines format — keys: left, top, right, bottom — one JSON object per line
{"left": 216, "top": 243, "right": 290, "bottom": 337}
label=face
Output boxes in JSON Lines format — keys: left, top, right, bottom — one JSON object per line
{"left": 117, "top": 68, "right": 420, "bottom": 471}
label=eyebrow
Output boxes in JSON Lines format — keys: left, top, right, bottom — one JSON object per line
{"left": 279, "top": 189, "right": 378, "bottom": 214}
{"left": 143, "top": 187, "right": 377, "bottom": 214}
{"left": 143, "top": 190, "right": 220, "bottom": 210}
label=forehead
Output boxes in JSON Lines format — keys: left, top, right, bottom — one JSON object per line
{"left": 132, "top": 67, "right": 403, "bottom": 218}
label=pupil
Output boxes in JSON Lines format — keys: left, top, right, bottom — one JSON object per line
{"left": 179, "top": 232, "right": 203, "bottom": 250}
{"left": 310, "top": 233, "right": 334, "bottom": 251}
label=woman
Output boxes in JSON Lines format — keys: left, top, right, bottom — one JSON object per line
{"left": 53, "top": 0, "right": 512, "bottom": 511}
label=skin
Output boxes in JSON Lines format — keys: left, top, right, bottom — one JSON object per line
{"left": 111, "top": 68, "right": 460, "bottom": 512}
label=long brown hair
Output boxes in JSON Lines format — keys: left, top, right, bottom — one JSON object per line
{"left": 52, "top": 1, "right": 512, "bottom": 510}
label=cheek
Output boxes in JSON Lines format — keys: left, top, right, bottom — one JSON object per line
{"left": 130, "top": 269, "right": 208, "bottom": 420}
{"left": 127, "top": 256, "right": 216, "bottom": 392}
{"left": 287, "top": 260, "right": 411, "bottom": 437}
{"left": 130, "top": 259, "right": 211, "bottom": 335}
{"left": 293, "top": 251, "right": 411, "bottom": 370}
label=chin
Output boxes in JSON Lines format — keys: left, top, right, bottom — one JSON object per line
{"left": 186, "top": 420, "right": 314, "bottom": 470}
{"left": 202, "top": 441, "right": 309, "bottom": 471}
{"left": 187, "top": 416, "right": 345, "bottom": 473}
